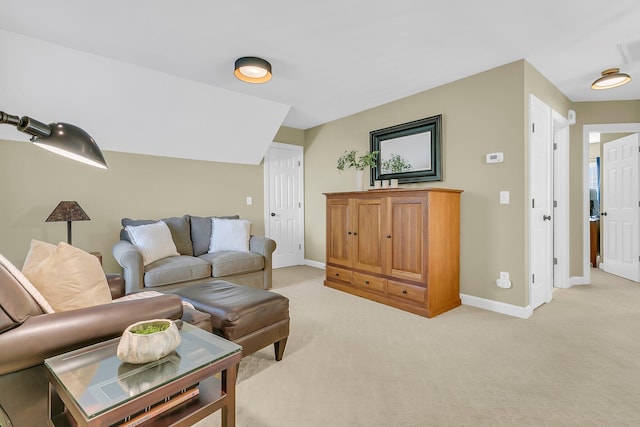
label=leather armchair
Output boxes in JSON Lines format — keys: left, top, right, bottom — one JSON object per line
{"left": 0, "top": 262, "right": 184, "bottom": 427}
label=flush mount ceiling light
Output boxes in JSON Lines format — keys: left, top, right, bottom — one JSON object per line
{"left": 591, "top": 68, "right": 632, "bottom": 90}
{"left": 234, "top": 57, "right": 272, "bottom": 83}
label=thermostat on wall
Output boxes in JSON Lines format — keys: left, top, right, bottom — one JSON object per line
{"left": 486, "top": 152, "right": 504, "bottom": 163}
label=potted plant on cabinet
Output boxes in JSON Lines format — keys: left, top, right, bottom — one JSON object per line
{"left": 336, "top": 150, "right": 378, "bottom": 190}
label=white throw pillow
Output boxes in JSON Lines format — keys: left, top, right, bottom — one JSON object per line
{"left": 126, "top": 221, "right": 180, "bottom": 266}
{"left": 209, "top": 218, "right": 251, "bottom": 252}
{"left": 0, "top": 252, "right": 55, "bottom": 313}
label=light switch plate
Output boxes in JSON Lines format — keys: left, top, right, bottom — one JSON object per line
{"left": 500, "top": 191, "right": 510, "bottom": 204}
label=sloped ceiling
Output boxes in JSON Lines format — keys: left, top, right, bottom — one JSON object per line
{"left": 0, "top": 0, "right": 639, "bottom": 164}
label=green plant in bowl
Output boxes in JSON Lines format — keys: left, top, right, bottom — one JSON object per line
{"left": 131, "top": 322, "right": 170, "bottom": 335}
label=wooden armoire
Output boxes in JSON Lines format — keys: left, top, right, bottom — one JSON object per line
{"left": 324, "top": 188, "right": 462, "bottom": 318}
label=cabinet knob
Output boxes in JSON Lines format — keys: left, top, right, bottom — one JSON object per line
{"left": 353, "top": 232, "right": 358, "bottom": 236}
{"left": 335, "top": 273, "right": 340, "bottom": 277}
{"left": 402, "top": 289, "right": 407, "bottom": 294}
{"left": 347, "top": 231, "right": 352, "bottom": 235}
{"left": 386, "top": 235, "right": 391, "bottom": 238}
{"left": 365, "top": 280, "right": 370, "bottom": 285}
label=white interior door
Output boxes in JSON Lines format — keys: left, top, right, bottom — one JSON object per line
{"left": 529, "top": 95, "right": 553, "bottom": 310}
{"left": 264, "top": 143, "right": 304, "bottom": 269}
{"left": 601, "top": 133, "right": 640, "bottom": 282}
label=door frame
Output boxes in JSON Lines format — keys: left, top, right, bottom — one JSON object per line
{"left": 263, "top": 142, "right": 305, "bottom": 267}
{"left": 579, "top": 123, "right": 640, "bottom": 285}
{"left": 552, "top": 110, "right": 570, "bottom": 288}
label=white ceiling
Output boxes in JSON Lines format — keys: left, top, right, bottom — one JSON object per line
{"left": 1, "top": 0, "right": 639, "bottom": 162}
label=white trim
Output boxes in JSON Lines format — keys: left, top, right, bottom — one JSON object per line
{"left": 552, "top": 110, "right": 570, "bottom": 288}
{"left": 569, "top": 275, "right": 589, "bottom": 286}
{"left": 304, "top": 259, "right": 325, "bottom": 269}
{"left": 582, "top": 123, "right": 640, "bottom": 286}
{"left": 461, "top": 294, "right": 532, "bottom": 319}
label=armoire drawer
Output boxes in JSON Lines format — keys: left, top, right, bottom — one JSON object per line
{"left": 353, "top": 273, "right": 386, "bottom": 293}
{"left": 326, "top": 265, "right": 353, "bottom": 283}
{"left": 387, "top": 280, "right": 426, "bottom": 303}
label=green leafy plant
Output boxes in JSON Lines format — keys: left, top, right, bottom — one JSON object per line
{"left": 336, "top": 150, "right": 379, "bottom": 171}
{"left": 131, "top": 323, "right": 170, "bottom": 335}
{"left": 381, "top": 153, "right": 412, "bottom": 174}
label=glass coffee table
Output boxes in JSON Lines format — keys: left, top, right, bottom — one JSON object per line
{"left": 45, "top": 322, "right": 242, "bottom": 427}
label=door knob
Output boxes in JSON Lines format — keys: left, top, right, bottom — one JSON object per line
{"left": 270, "top": 212, "right": 276, "bottom": 217}
{"left": 601, "top": 212, "right": 607, "bottom": 216}
{"left": 543, "top": 215, "right": 551, "bottom": 221}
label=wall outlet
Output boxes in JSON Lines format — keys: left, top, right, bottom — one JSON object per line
{"left": 497, "top": 271, "right": 512, "bottom": 289}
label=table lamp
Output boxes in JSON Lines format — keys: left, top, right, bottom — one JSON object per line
{"left": 45, "top": 201, "right": 90, "bottom": 245}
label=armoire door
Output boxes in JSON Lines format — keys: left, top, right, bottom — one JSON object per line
{"left": 352, "top": 197, "right": 385, "bottom": 274}
{"left": 386, "top": 196, "right": 427, "bottom": 282}
{"left": 326, "top": 198, "right": 351, "bottom": 267}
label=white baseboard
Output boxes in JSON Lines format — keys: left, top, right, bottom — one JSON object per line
{"left": 460, "top": 294, "right": 533, "bottom": 319}
{"left": 569, "top": 275, "right": 588, "bottom": 286}
{"left": 304, "top": 259, "right": 325, "bottom": 269}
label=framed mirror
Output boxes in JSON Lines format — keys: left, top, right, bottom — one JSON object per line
{"left": 370, "top": 115, "right": 442, "bottom": 184}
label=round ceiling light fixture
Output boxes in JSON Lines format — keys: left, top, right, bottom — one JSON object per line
{"left": 591, "top": 68, "right": 631, "bottom": 90}
{"left": 234, "top": 57, "right": 272, "bottom": 83}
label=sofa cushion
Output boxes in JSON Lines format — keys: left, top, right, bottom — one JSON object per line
{"left": 188, "top": 215, "right": 239, "bottom": 256}
{"left": 209, "top": 218, "right": 251, "bottom": 252}
{"left": 199, "top": 251, "right": 264, "bottom": 278}
{"left": 22, "top": 242, "right": 112, "bottom": 312}
{"left": 144, "top": 256, "right": 211, "bottom": 288}
{"left": 122, "top": 217, "right": 193, "bottom": 256}
{"left": 126, "top": 221, "right": 180, "bottom": 266}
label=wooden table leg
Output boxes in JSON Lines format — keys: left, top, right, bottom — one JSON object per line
{"left": 221, "top": 364, "right": 237, "bottom": 427}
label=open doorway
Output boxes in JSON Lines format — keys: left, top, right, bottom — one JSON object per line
{"left": 582, "top": 123, "right": 640, "bottom": 284}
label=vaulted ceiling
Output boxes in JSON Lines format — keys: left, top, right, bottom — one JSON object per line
{"left": 0, "top": 0, "right": 638, "bottom": 164}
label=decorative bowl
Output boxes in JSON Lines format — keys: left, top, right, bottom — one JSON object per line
{"left": 117, "top": 319, "right": 181, "bottom": 364}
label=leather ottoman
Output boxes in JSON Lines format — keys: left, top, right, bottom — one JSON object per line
{"left": 169, "top": 280, "right": 289, "bottom": 360}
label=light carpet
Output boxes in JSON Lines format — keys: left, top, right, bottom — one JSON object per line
{"left": 195, "top": 266, "right": 640, "bottom": 427}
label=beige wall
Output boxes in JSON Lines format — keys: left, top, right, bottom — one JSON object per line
{"left": 274, "top": 126, "right": 305, "bottom": 146}
{"left": 3, "top": 63, "right": 636, "bottom": 309}
{"left": 0, "top": 140, "right": 267, "bottom": 273}
{"left": 305, "top": 60, "right": 537, "bottom": 306}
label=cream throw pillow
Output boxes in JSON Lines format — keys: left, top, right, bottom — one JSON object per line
{"left": 22, "top": 241, "right": 112, "bottom": 312}
{"left": 126, "top": 221, "right": 180, "bottom": 266}
{"left": 0, "top": 252, "right": 55, "bottom": 314}
{"left": 209, "top": 218, "right": 251, "bottom": 252}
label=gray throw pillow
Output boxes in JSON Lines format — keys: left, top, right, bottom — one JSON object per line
{"left": 121, "top": 217, "right": 193, "bottom": 256}
{"left": 187, "top": 215, "right": 240, "bottom": 256}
